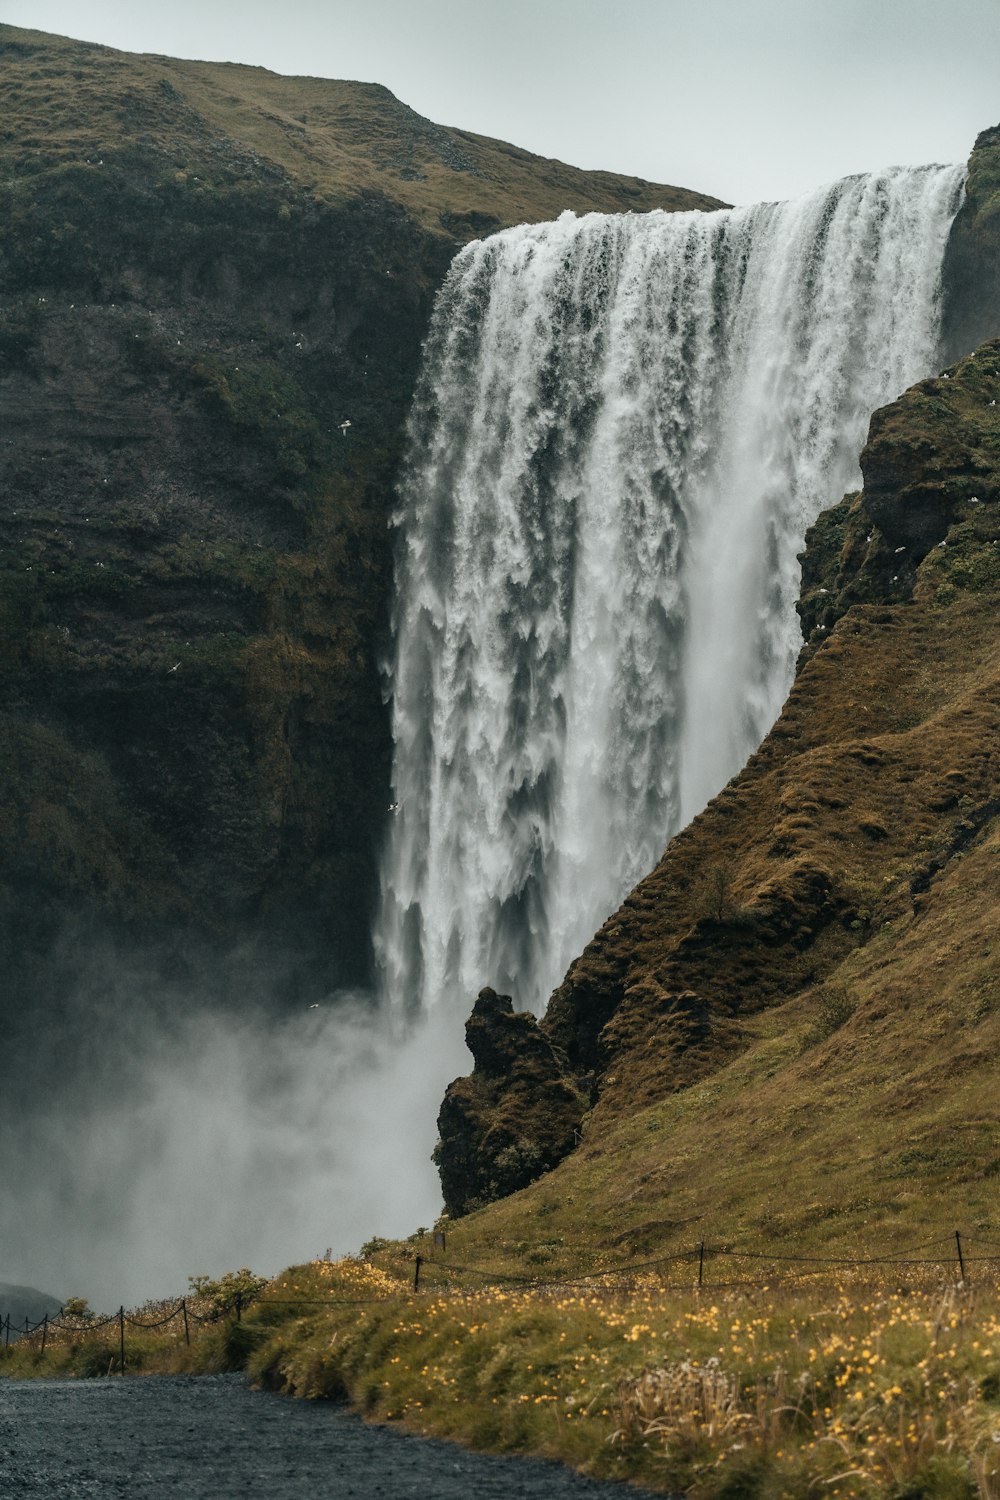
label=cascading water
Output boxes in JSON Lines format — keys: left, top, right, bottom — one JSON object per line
{"left": 378, "top": 164, "right": 965, "bottom": 1020}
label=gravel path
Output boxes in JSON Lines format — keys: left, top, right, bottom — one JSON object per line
{"left": 0, "top": 1373, "right": 660, "bottom": 1499}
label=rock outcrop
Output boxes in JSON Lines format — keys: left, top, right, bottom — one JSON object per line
{"left": 941, "top": 125, "right": 1000, "bottom": 363}
{"left": 435, "top": 989, "right": 587, "bottom": 1217}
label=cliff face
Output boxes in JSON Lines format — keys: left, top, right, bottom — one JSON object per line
{"left": 941, "top": 126, "right": 1000, "bottom": 363}
{"left": 0, "top": 25, "right": 722, "bottom": 1013}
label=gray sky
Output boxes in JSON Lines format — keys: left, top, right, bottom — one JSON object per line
{"left": 5, "top": 0, "right": 1000, "bottom": 205}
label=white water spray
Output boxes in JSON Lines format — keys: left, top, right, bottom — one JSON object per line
{"left": 378, "top": 165, "right": 964, "bottom": 1019}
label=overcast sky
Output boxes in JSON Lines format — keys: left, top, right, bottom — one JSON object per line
{"left": 5, "top": 0, "right": 1000, "bottom": 204}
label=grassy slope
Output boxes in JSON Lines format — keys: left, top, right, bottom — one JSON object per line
{"left": 0, "top": 23, "right": 724, "bottom": 229}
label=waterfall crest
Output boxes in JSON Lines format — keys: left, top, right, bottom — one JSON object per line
{"left": 377, "top": 164, "right": 965, "bottom": 1017}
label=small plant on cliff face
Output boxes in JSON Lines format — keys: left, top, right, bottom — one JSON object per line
{"left": 694, "top": 867, "right": 756, "bottom": 929}
{"left": 700, "top": 867, "right": 736, "bottom": 921}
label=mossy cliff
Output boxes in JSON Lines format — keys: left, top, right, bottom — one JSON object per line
{"left": 941, "top": 124, "right": 1000, "bottom": 362}
{"left": 0, "top": 24, "right": 721, "bottom": 1012}
{"left": 437, "top": 304, "right": 1000, "bottom": 1227}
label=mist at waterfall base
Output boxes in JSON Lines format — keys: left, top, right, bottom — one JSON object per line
{"left": 7, "top": 164, "right": 964, "bottom": 1309}
{"left": 2, "top": 972, "right": 469, "bottom": 1309}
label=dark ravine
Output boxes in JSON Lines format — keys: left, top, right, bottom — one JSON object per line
{"left": 0, "top": 24, "right": 721, "bottom": 1028}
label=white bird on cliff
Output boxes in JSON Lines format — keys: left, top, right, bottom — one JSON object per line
{"left": 339, "top": 420, "right": 352, "bottom": 436}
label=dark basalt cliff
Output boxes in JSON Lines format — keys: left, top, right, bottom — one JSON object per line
{"left": 434, "top": 125, "right": 1000, "bottom": 1219}
{"left": 0, "top": 25, "right": 722, "bottom": 1018}
{"left": 941, "top": 125, "right": 1000, "bottom": 363}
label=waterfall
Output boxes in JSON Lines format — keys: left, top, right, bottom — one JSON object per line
{"left": 377, "top": 164, "right": 965, "bottom": 1019}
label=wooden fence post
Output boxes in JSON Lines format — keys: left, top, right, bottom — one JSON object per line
{"left": 955, "top": 1230, "right": 967, "bottom": 1284}
{"left": 40, "top": 1314, "right": 47, "bottom": 1355}
{"left": 413, "top": 1255, "right": 422, "bottom": 1291}
{"left": 698, "top": 1241, "right": 705, "bottom": 1289}
{"left": 182, "top": 1299, "right": 190, "bottom": 1347}
{"left": 119, "top": 1307, "right": 125, "bottom": 1376}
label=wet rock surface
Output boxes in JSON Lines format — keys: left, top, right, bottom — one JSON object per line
{"left": 0, "top": 1373, "right": 655, "bottom": 1499}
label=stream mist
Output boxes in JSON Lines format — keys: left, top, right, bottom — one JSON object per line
{"left": 0, "top": 962, "right": 465, "bottom": 1309}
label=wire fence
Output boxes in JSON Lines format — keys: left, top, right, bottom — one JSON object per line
{"left": 0, "top": 1292, "right": 240, "bottom": 1372}
{"left": 5, "top": 1229, "right": 998, "bottom": 1373}
{"left": 408, "top": 1228, "right": 990, "bottom": 1294}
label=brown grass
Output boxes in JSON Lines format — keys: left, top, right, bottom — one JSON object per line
{"left": 0, "top": 23, "right": 725, "bottom": 237}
